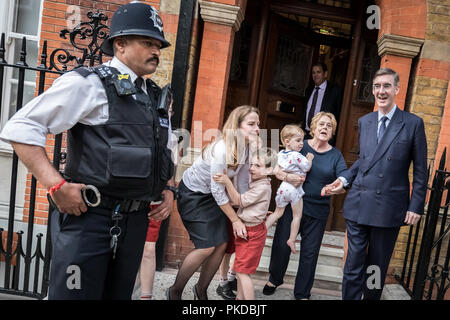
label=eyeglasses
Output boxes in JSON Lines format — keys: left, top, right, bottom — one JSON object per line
{"left": 372, "top": 83, "right": 396, "bottom": 91}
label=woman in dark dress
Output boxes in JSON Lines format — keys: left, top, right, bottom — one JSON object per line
{"left": 263, "top": 112, "right": 347, "bottom": 300}
{"left": 167, "top": 105, "right": 260, "bottom": 300}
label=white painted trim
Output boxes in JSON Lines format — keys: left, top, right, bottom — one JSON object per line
{"left": 198, "top": 0, "right": 244, "bottom": 32}
{"left": 1, "top": 0, "right": 43, "bottom": 130}
{"left": 377, "top": 33, "right": 424, "bottom": 59}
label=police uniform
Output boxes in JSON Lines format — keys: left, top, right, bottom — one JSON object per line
{"left": 0, "top": 3, "right": 174, "bottom": 299}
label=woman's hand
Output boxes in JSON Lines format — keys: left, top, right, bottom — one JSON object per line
{"left": 232, "top": 218, "right": 247, "bottom": 240}
{"left": 321, "top": 178, "right": 346, "bottom": 196}
{"left": 273, "top": 165, "right": 305, "bottom": 187}
{"left": 288, "top": 174, "right": 305, "bottom": 188}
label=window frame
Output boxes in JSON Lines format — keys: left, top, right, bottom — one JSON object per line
{"left": 0, "top": 0, "right": 43, "bottom": 154}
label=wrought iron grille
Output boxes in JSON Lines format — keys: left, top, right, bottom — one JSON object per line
{"left": 0, "top": 11, "right": 109, "bottom": 299}
{"left": 395, "top": 148, "right": 450, "bottom": 300}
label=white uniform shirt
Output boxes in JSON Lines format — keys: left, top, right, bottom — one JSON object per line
{"left": 182, "top": 139, "right": 250, "bottom": 206}
{"left": 0, "top": 57, "right": 156, "bottom": 148}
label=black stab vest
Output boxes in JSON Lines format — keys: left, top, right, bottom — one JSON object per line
{"left": 64, "top": 65, "right": 174, "bottom": 200}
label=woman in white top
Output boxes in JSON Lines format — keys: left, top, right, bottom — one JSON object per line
{"left": 167, "top": 105, "right": 260, "bottom": 300}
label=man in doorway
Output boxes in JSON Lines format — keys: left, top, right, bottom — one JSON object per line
{"left": 324, "top": 68, "right": 427, "bottom": 300}
{"left": 303, "top": 62, "right": 343, "bottom": 144}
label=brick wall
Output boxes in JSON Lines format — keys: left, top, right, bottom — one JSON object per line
{"left": 377, "top": 0, "right": 427, "bottom": 39}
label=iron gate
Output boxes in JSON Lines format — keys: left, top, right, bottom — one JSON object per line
{"left": 395, "top": 148, "right": 449, "bottom": 300}
{"left": 0, "top": 11, "right": 109, "bottom": 299}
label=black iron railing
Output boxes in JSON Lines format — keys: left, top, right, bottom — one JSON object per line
{"left": 395, "top": 148, "right": 450, "bottom": 300}
{"left": 0, "top": 11, "right": 108, "bottom": 299}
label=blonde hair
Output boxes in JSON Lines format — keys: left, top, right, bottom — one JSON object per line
{"left": 310, "top": 112, "right": 337, "bottom": 137}
{"left": 280, "top": 124, "right": 304, "bottom": 148}
{"left": 202, "top": 105, "right": 259, "bottom": 170}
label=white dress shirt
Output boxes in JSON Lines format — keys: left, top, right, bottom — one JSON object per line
{"left": 305, "top": 80, "right": 327, "bottom": 131}
{"left": 377, "top": 105, "right": 397, "bottom": 133}
{"left": 0, "top": 57, "right": 150, "bottom": 148}
{"left": 182, "top": 139, "right": 250, "bottom": 206}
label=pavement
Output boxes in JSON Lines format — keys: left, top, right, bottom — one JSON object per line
{"left": 0, "top": 267, "right": 409, "bottom": 300}
{"left": 132, "top": 267, "right": 342, "bottom": 300}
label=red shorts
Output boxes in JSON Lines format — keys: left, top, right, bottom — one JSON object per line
{"left": 233, "top": 222, "right": 267, "bottom": 274}
{"left": 225, "top": 220, "right": 235, "bottom": 254}
{"left": 146, "top": 204, "right": 162, "bottom": 242}
{"left": 146, "top": 219, "right": 162, "bottom": 242}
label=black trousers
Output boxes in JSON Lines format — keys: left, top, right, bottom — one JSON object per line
{"left": 342, "top": 219, "right": 400, "bottom": 300}
{"left": 268, "top": 204, "right": 327, "bottom": 299}
{"left": 48, "top": 206, "right": 148, "bottom": 299}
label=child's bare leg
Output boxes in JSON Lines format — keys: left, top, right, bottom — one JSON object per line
{"left": 265, "top": 206, "right": 286, "bottom": 229}
{"left": 236, "top": 274, "right": 244, "bottom": 300}
{"left": 237, "top": 273, "right": 254, "bottom": 300}
{"left": 287, "top": 199, "right": 303, "bottom": 254}
{"left": 139, "top": 242, "right": 156, "bottom": 299}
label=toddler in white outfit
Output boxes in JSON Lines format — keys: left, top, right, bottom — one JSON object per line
{"left": 265, "top": 124, "right": 313, "bottom": 253}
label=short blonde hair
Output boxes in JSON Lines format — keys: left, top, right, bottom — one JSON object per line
{"left": 280, "top": 124, "right": 304, "bottom": 147}
{"left": 310, "top": 112, "right": 337, "bottom": 137}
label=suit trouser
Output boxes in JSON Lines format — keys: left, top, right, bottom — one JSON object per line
{"left": 48, "top": 206, "right": 148, "bottom": 299}
{"left": 268, "top": 205, "right": 327, "bottom": 299}
{"left": 342, "top": 219, "right": 400, "bottom": 300}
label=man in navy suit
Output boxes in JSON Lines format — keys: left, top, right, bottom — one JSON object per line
{"left": 303, "top": 62, "right": 343, "bottom": 144}
{"left": 325, "top": 68, "right": 427, "bottom": 300}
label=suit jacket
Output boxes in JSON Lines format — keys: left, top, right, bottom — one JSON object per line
{"left": 303, "top": 81, "right": 343, "bottom": 129}
{"left": 341, "top": 107, "right": 427, "bottom": 228}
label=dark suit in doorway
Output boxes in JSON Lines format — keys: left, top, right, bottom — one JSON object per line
{"left": 303, "top": 81, "right": 343, "bottom": 144}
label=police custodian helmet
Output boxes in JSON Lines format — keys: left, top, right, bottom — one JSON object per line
{"left": 101, "top": 1, "right": 171, "bottom": 56}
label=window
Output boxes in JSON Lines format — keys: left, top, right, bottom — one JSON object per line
{"left": 0, "top": 0, "right": 43, "bottom": 138}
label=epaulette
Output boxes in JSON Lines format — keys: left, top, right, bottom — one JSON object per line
{"left": 73, "top": 65, "right": 115, "bottom": 79}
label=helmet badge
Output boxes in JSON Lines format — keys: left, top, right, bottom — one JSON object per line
{"left": 150, "top": 7, "right": 163, "bottom": 33}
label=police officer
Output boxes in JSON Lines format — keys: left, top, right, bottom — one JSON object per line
{"left": 0, "top": 2, "right": 175, "bottom": 299}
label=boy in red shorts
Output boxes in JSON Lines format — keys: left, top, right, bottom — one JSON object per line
{"left": 213, "top": 148, "right": 276, "bottom": 300}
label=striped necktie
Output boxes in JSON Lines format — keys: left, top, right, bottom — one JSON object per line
{"left": 377, "top": 116, "right": 388, "bottom": 144}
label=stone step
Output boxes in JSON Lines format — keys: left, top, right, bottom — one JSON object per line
{"left": 256, "top": 255, "right": 343, "bottom": 291}
{"left": 256, "top": 227, "right": 345, "bottom": 291}
{"left": 266, "top": 225, "right": 346, "bottom": 248}
{"left": 261, "top": 237, "right": 344, "bottom": 267}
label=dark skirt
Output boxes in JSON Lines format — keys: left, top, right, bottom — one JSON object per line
{"left": 177, "top": 179, "right": 228, "bottom": 249}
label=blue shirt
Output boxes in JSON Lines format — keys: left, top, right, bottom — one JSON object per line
{"left": 300, "top": 140, "right": 348, "bottom": 220}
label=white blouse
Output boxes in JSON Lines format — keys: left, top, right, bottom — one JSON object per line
{"left": 182, "top": 139, "right": 250, "bottom": 206}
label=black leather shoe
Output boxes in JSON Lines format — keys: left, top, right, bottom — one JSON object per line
{"left": 216, "top": 282, "right": 236, "bottom": 300}
{"left": 262, "top": 283, "right": 278, "bottom": 295}
{"left": 229, "top": 278, "right": 237, "bottom": 292}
